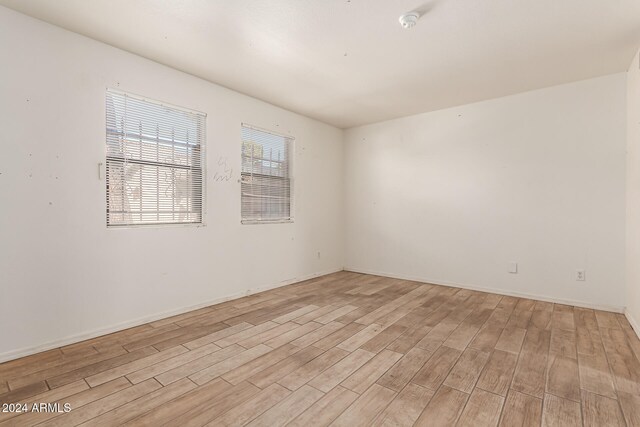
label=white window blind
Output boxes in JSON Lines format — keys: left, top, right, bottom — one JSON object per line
{"left": 105, "top": 89, "right": 206, "bottom": 226}
{"left": 241, "top": 124, "right": 293, "bottom": 223}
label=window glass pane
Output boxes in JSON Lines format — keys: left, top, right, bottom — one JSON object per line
{"left": 240, "top": 125, "right": 292, "bottom": 223}
{"left": 106, "top": 90, "right": 205, "bottom": 226}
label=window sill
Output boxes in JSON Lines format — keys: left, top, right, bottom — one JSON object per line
{"left": 107, "top": 222, "right": 205, "bottom": 229}
{"left": 241, "top": 219, "right": 294, "bottom": 225}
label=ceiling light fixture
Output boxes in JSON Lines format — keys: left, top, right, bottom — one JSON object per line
{"left": 399, "top": 12, "right": 420, "bottom": 29}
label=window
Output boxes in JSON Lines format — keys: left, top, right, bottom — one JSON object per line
{"left": 241, "top": 124, "right": 293, "bottom": 223}
{"left": 105, "top": 90, "right": 206, "bottom": 226}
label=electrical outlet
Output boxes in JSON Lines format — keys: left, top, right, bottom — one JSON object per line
{"left": 508, "top": 262, "right": 518, "bottom": 274}
{"left": 576, "top": 270, "right": 585, "bottom": 281}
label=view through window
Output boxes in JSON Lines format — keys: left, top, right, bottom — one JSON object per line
{"left": 240, "top": 124, "right": 293, "bottom": 223}
{"left": 105, "top": 90, "right": 206, "bottom": 226}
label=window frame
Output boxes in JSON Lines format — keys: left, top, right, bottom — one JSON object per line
{"left": 105, "top": 88, "right": 207, "bottom": 228}
{"left": 240, "top": 123, "right": 294, "bottom": 225}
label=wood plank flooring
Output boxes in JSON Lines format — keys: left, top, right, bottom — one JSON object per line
{"left": 1, "top": 271, "right": 640, "bottom": 426}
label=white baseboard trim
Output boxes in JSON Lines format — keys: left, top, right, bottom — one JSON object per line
{"left": 625, "top": 309, "right": 640, "bottom": 340}
{"left": 0, "top": 268, "right": 343, "bottom": 364}
{"left": 345, "top": 267, "right": 625, "bottom": 313}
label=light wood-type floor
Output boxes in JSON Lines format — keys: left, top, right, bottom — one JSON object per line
{"left": 2, "top": 272, "right": 640, "bottom": 426}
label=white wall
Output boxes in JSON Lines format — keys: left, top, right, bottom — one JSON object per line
{"left": 1, "top": 5, "right": 635, "bottom": 362}
{"left": 345, "top": 74, "right": 627, "bottom": 310}
{"left": 0, "top": 7, "right": 344, "bottom": 361}
{"left": 627, "top": 49, "right": 640, "bottom": 331}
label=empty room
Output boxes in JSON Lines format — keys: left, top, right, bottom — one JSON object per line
{"left": 1, "top": 0, "right": 640, "bottom": 426}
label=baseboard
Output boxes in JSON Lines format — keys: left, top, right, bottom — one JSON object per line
{"left": 625, "top": 309, "right": 640, "bottom": 340}
{"left": 0, "top": 267, "right": 343, "bottom": 364}
{"left": 345, "top": 267, "right": 625, "bottom": 313}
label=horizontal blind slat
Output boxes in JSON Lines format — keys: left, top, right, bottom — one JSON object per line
{"left": 106, "top": 90, "right": 206, "bottom": 226}
{"left": 240, "top": 124, "right": 292, "bottom": 222}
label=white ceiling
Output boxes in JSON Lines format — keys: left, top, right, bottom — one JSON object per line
{"left": 2, "top": 0, "right": 640, "bottom": 128}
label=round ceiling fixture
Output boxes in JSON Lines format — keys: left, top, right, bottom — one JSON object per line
{"left": 399, "top": 12, "right": 420, "bottom": 29}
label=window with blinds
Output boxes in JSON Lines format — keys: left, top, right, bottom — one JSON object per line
{"left": 241, "top": 124, "right": 293, "bottom": 223}
{"left": 105, "top": 89, "right": 206, "bottom": 227}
